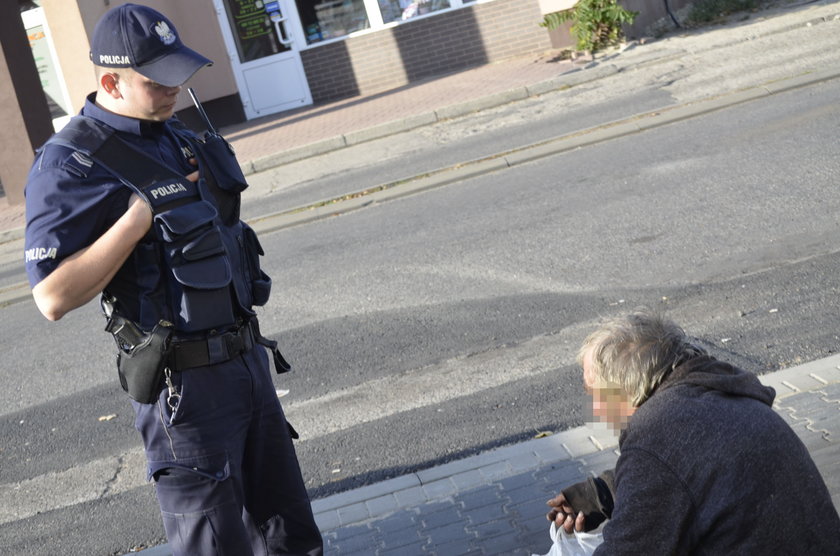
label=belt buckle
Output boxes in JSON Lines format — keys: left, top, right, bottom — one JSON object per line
{"left": 236, "top": 320, "right": 254, "bottom": 351}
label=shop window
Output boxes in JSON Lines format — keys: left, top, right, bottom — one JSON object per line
{"left": 378, "top": 0, "right": 451, "bottom": 23}
{"left": 222, "top": 0, "right": 291, "bottom": 62}
{"left": 292, "top": 0, "right": 473, "bottom": 46}
{"left": 296, "top": 0, "right": 370, "bottom": 44}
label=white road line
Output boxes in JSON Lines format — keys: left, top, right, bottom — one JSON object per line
{"left": 0, "top": 450, "right": 147, "bottom": 525}
{"left": 284, "top": 330, "right": 582, "bottom": 438}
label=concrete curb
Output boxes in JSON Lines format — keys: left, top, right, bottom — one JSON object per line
{"left": 760, "top": 353, "right": 840, "bottom": 400}
{"left": 0, "top": 282, "right": 30, "bottom": 308}
{"left": 310, "top": 423, "right": 620, "bottom": 532}
{"left": 0, "top": 227, "right": 21, "bottom": 246}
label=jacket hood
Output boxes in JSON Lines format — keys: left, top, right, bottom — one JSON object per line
{"left": 654, "top": 355, "right": 775, "bottom": 407}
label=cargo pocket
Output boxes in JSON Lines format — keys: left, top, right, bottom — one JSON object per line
{"left": 150, "top": 451, "right": 230, "bottom": 483}
{"left": 151, "top": 453, "right": 246, "bottom": 552}
{"left": 154, "top": 457, "right": 251, "bottom": 554}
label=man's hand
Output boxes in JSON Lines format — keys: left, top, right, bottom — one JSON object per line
{"left": 187, "top": 158, "right": 199, "bottom": 182}
{"left": 547, "top": 493, "right": 585, "bottom": 533}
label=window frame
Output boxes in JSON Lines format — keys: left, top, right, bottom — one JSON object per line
{"left": 297, "top": 0, "right": 488, "bottom": 50}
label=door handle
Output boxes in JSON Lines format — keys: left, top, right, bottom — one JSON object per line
{"left": 273, "top": 19, "right": 292, "bottom": 47}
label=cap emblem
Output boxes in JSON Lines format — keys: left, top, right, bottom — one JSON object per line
{"left": 152, "top": 21, "right": 176, "bottom": 45}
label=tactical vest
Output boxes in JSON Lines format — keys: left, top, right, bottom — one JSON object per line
{"left": 45, "top": 116, "right": 271, "bottom": 334}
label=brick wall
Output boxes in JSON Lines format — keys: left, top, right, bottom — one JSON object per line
{"left": 300, "top": 0, "right": 552, "bottom": 104}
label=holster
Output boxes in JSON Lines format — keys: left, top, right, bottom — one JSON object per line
{"left": 115, "top": 321, "right": 173, "bottom": 404}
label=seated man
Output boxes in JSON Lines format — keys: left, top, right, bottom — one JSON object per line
{"left": 547, "top": 309, "right": 840, "bottom": 553}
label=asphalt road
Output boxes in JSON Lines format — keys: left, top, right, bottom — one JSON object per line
{"left": 2, "top": 76, "right": 840, "bottom": 555}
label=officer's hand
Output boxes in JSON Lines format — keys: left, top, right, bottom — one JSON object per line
{"left": 127, "top": 193, "right": 152, "bottom": 233}
{"left": 186, "top": 158, "right": 199, "bottom": 183}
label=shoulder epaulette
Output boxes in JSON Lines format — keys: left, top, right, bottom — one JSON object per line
{"left": 64, "top": 150, "right": 95, "bottom": 178}
{"left": 38, "top": 116, "right": 114, "bottom": 178}
{"left": 46, "top": 116, "right": 115, "bottom": 156}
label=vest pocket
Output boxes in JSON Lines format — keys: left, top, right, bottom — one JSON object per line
{"left": 241, "top": 223, "right": 271, "bottom": 307}
{"left": 200, "top": 135, "right": 248, "bottom": 193}
{"left": 251, "top": 270, "right": 271, "bottom": 307}
{"left": 155, "top": 203, "right": 236, "bottom": 332}
{"left": 182, "top": 227, "right": 225, "bottom": 260}
{"left": 171, "top": 256, "right": 234, "bottom": 330}
{"left": 156, "top": 200, "right": 217, "bottom": 242}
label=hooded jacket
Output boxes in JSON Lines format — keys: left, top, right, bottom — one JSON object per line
{"left": 566, "top": 356, "right": 840, "bottom": 555}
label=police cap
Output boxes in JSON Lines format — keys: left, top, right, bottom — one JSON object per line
{"left": 89, "top": 3, "right": 212, "bottom": 87}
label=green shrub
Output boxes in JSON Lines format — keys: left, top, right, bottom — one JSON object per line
{"left": 541, "top": 0, "right": 638, "bottom": 53}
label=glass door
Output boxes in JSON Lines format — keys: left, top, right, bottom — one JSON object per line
{"left": 214, "top": 0, "right": 313, "bottom": 119}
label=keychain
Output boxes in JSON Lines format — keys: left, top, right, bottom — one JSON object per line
{"left": 163, "top": 367, "right": 181, "bottom": 417}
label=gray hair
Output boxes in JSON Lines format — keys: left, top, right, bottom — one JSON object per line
{"left": 577, "top": 309, "right": 706, "bottom": 406}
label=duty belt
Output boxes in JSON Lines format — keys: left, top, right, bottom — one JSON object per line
{"left": 169, "top": 320, "right": 255, "bottom": 371}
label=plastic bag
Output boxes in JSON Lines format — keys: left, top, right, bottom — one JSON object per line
{"left": 531, "top": 522, "right": 605, "bottom": 556}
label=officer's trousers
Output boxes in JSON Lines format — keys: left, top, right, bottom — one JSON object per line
{"left": 131, "top": 345, "right": 323, "bottom": 556}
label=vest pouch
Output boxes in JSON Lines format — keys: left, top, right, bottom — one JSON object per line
{"left": 251, "top": 270, "right": 271, "bottom": 307}
{"left": 171, "top": 256, "right": 235, "bottom": 331}
{"left": 155, "top": 202, "right": 236, "bottom": 332}
{"left": 199, "top": 134, "right": 248, "bottom": 193}
{"left": 241, "top": 223, "right": 271, "bottom": 307}
{"left": 155, "top": 200, "right": 217, "bottom": 242}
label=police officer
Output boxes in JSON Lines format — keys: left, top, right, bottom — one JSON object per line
{"left": 24, "top": 4, "right": 323, "bottom": 555}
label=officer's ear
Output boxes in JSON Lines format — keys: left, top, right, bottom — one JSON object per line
{"left": 99, "top": 71, "right": 122, "bottom": 99}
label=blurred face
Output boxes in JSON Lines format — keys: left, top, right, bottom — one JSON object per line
{"left": 111, "top": 69, "right": 181, "bottom": 121}
{"left": 582, "top": 349, "right": 636, "bottom": 432}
